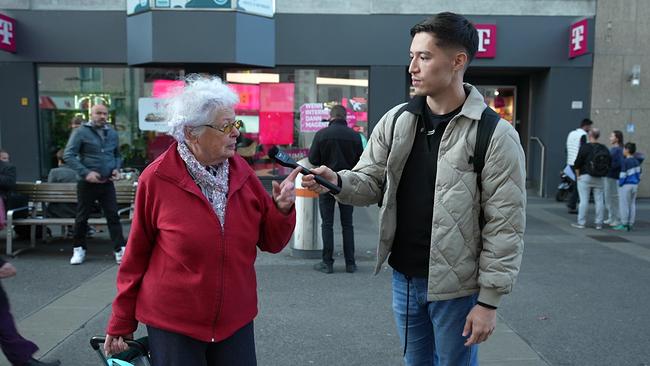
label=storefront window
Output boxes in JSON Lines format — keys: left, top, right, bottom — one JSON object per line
{"left": 37, "top": 66, "right": 184, "bottom": 177}
{"left": 225, "top": 67, "right": 369, "bottom": 178}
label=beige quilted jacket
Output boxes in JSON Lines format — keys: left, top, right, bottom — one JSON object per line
{"left": 336, "top": 84, "right": 526, "bottom": 307}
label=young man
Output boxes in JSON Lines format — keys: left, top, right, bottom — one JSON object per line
{"left": 63, "top": 104, "right": 126, "bottom": 265}
{"left": 302, "top": 12, "right": 526, "bottom": 365}
{"left": 309, "top": 105, "right": 364, "bottom": 274}
{"left": 565, "top": 119, "right": 593, "bottom": 213}
{"left": 571, "top": 128, "right": 610, "bottom": 230}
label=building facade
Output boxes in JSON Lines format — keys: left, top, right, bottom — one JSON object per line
{"left": 1, "top": 0, "right": 612, "bottom": 197}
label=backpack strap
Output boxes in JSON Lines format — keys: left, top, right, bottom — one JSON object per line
{"left": 378, "top": 103, "right": 409, "bottom": 208}
{"left": 473, "top": 107, "right": 501, "bottom": 229}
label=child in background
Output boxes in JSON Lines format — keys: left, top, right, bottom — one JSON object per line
{"left": 614, "top": 142, "right": 641, "bottom": 231}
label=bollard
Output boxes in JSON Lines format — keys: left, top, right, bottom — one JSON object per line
{"left": 290, "top": 161, "right": 323, "bottom": 259}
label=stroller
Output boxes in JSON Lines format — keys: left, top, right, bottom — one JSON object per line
{"left": 90, "top": 336, "right": 151, "bottom": 366}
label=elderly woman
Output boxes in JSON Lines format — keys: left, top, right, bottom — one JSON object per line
{"left": 104, "top": 75, "right": 300, "bottom": 365}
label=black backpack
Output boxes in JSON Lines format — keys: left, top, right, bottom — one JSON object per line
{"left": 586, "top": 144, "right": 611, "bottom": 177}
{"left": 380, "top": 104, "right": 501, "bottom": 226}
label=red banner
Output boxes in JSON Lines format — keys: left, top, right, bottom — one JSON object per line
{"left": 475, "top": 24, "right": 496, "bottom": 59}
{"left": 569, "top": 19, "right": 588, "bottom": 59}
{"left": 0, "top": 13, "right": 16, "bottom": 53}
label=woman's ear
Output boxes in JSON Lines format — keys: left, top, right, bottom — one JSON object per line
{"left": 183, "top": 126, "right": 196, "bottom": 143}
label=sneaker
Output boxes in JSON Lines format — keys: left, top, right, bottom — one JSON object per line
{"left": 603, "top": 219, "right": 611, "bottom": 225}
{"left": 595, "top": 224, "right": 603, "bottom": 230}
{"left": 612, "top": 224, "right": 627, "bottom": 231}
{"left": 345, "top": 264, "right": 357, "bottom": 273}
{"left": 70, "top": 247, "right": 86, "bottom": 265}
{"left": 608, "top": 221, "right": 621, "bottom": 227}
{"left": 114, "top": 246, "right": 126, "bottom": 265}
{"left": 313, "top": 262, "right": 333, "bottom": 274}
{"left": 571, "top": 223, "right": 586, "bottom": 229}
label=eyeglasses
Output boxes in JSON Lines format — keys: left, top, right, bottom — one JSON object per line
{"left": 199, "top": 120, "right": 243, "bottom": 134}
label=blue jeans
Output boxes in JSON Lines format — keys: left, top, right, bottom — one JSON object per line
{"left": 392, "top": 271, "right": 478, "bottom": 366}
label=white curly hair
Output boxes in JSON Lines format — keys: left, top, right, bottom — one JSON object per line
{"left": 167, "top": 74, "right": 239, "bottom": 142}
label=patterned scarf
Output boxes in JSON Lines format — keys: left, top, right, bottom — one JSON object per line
{"left": 177, "top": 142, "right": 229, "bottom": 227}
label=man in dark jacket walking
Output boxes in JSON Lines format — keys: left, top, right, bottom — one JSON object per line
{"left": 309, "top": 105, "right": 363, "bottom": 273}
{"left": 64, "top": 104, "right": 126, "bottom": 265}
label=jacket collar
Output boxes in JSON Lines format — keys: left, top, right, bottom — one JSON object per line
{"left": 154, "top": 141, "right": 253, "bottom": 198}
{"left": 328, "top": 118, "right": 347, "bottom": 127}
{"left": 403, "top": 83, "right": 486, "bottom": 121}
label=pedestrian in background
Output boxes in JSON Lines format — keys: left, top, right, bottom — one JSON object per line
{"left": 0, "top": 258, "right": 61, "bottom": 366}
{"left": 63, "top": 104, "right": 127, "bottom": 265}
{"left": 104, "top": 75, "right": 300, "bottom": 366}
{"left": 571, "top": 128, "right": 610, "bottom": 230}
{"left": 46, "top": 149, "right": 79, "bottom": 237}
{"left": 604, "top": 130, "right": 624, "bottom": 227}
{"left": 614, "top": 142, "right": 641, "bottom": 232}
{"left": 565, "top": 118, "right": 593, "bottom": 214}
{"left": 0, "top": 149, "right": 16, "bottom": 230}
{"left": 309, "top": 105, "right": 363, "bottom": 274}
{"left": 302, "top": 12, "right": 526, "bottom": 365}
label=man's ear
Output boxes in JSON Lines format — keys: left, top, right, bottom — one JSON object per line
{"left": 453, "top": 51, "right": 469, "bottom": 72}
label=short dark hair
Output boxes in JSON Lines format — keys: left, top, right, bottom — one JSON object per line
{"left": 410, "top": 12, "right": 479, "bottom": 63}
{"left": 580, "top": 118, "right": 593, "bottom": 128}
{"left": 613, "top": 130, "right": 624, "bottom": 145}
{"left": 625, "top": 142, "right": 636, "bottom": 155}
{"left": 330, "top": 105, "right": 347, "bottom": 120}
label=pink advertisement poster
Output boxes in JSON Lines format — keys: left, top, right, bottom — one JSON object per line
{"left": 259, "top": 112, "right": 294, "bottom": 145}
{"left": 230, "top": 84, "right": 261, "bottom": 111}
{"left": 259, "top": 83, "right": 295, "bottom": 145}
{"left": 260, "top": 83, "right": 294, "bottom": 112}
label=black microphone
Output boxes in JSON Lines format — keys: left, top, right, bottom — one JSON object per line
{"left": 268, "top": 146, "right": 341, "bottom": 194}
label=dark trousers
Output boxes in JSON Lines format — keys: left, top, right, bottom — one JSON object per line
{"left": 568, "top": 165, "right": 579, "bottom": 210}
{"left": 0, "top": 283, "right": 38, "bottom": 365}
{"left": 147, "top": 322, "right": 257, "bottom": 366}
{"left": 73, "top": 181, "right": 125, "bottom": 251}
{"left": 319, "top": 193, "right": 355, "bottom": 265}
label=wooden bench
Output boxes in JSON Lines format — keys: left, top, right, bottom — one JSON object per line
{"left": 5, "top": 181, "right": 137, "bottom": 256}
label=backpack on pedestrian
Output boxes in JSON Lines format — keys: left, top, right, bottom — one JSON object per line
{"left": 586, "top": 144, "right": 611, "bottom": 177}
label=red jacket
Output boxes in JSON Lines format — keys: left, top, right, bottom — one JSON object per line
{"left": 107, "top": 143, "right": 296, "bottom": 342}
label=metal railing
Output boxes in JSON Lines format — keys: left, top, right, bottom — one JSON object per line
{"left": 529, "top": 136, "right": 546, "bottom": 197}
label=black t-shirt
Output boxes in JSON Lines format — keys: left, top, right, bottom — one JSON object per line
{"left": 388, "top": 103, "right": 462, "bottom": 278}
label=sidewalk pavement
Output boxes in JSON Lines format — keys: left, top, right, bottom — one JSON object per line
{"left": 5, "top": 195, "right": 646, "bottom": 365}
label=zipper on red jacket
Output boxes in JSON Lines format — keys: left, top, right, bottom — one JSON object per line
{"left": 211, "top": 214, "right": 227, "bottom": 342}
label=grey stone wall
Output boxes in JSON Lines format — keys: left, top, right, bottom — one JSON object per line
{"left": 591, "top": 0, "right": 650, "bottom": 196}
{"left": 2, "top": 0, "right": 595, "bottom": 15}
{"left": 276, "top": 0, "right": 595, "bottom": 15}
{"left": 0, "top": 0, "right": 125, "bottom": 10}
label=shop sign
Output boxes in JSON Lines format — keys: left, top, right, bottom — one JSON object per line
{"left": 300, "top": 104, "right": 329, "bottom": 132}
{"left": 300, "top": 103, "right": 358, "bottom": 132}
{"left": 0, "top": 12, "right": 16, "bottom": 53}
{"left": 237, "top": 0, "right": 274, "bottom": 17}
{"left": 138, "top": 98, "right": 170, "bottom": 132}
{"left": 569, "top": 19, "right": 588, "bottom": 58}
{"left": 475, "top": 24, "right": 496, "bottom": 59}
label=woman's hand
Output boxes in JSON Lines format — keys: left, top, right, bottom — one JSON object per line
{"left": 104, "top": 333, "right": 133, "bottom": 357}
{"left": 272, "top": 167, "right": 301, "bottom": 214}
